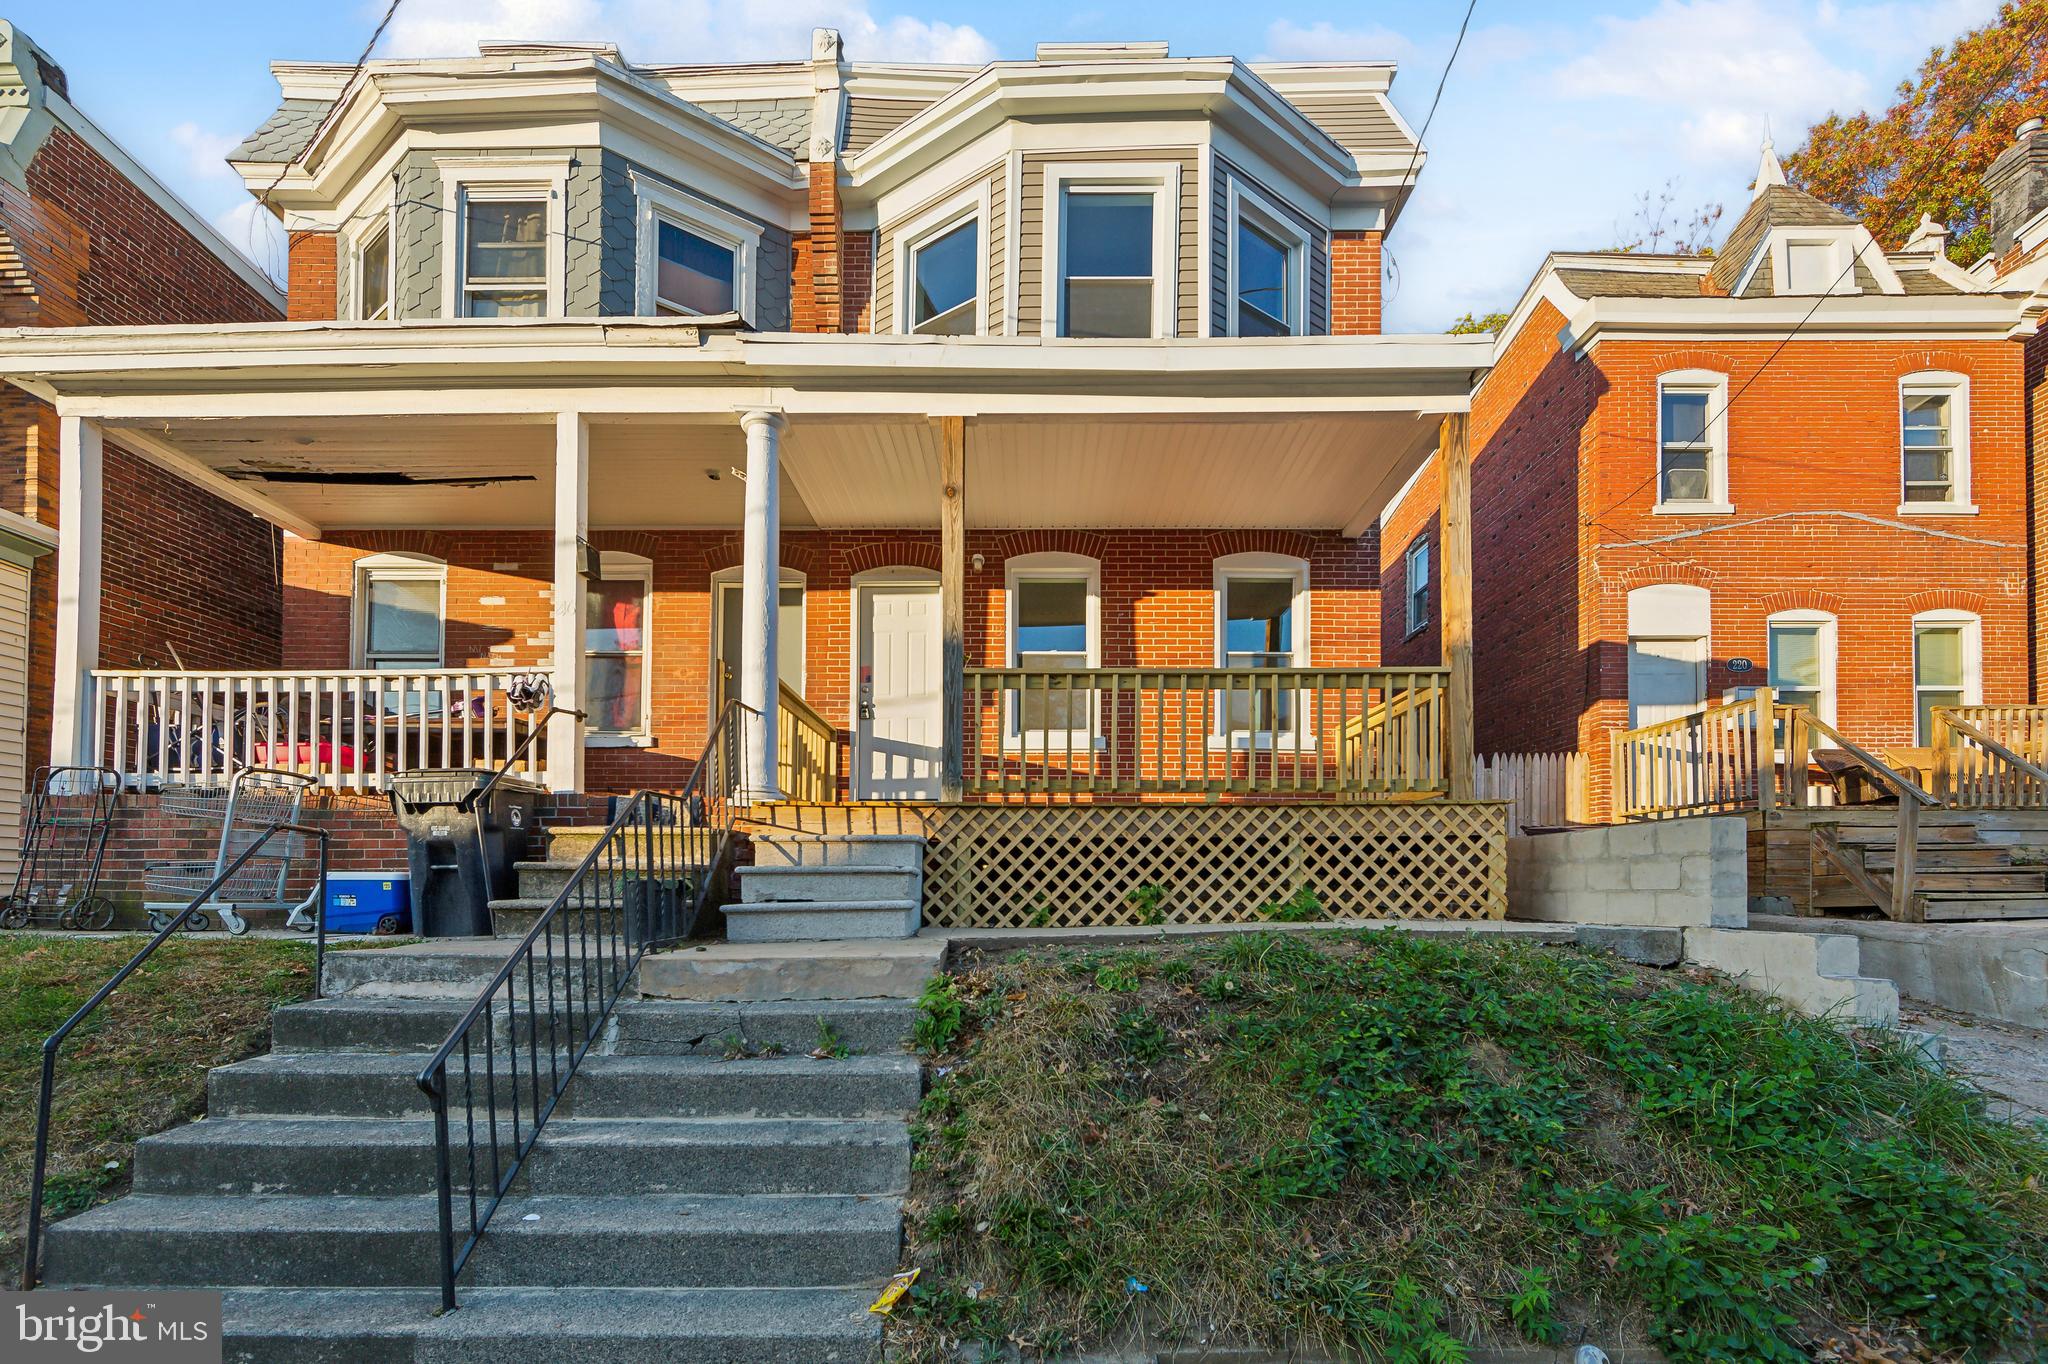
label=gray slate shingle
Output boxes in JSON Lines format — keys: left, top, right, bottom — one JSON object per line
{"left": 231, "top": 99, "right": 335, "bottom": 163}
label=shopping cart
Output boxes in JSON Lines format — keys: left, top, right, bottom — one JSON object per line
{"left": 144, "top": 768, "right": 320, "bottom": 935}
{"left": 0, "top": 766, "right": 121, "bottom": 931}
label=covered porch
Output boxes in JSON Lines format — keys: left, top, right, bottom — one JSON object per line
{"left": 16, "top": 322, "right": 1487, "bottom": 814}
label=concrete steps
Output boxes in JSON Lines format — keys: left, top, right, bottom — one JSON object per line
{"left": 723, "top": 832, "right": 926, "bottom": 943}
{"left": 40, "top": 928, "right": 924, "bottom": 1362}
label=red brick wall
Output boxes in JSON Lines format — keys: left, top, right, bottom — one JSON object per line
{"left": 1383, "top": 294, "right": 2030, "bottom": 817}
{"left": 0, "top": 121, "right": 284, "bottom": 776}
{"left": 800, "top": 163, "right": 844, "bottom": 332}
{"left": 284, "top": 526, "right": 1383, "bottom": 794}
{"left": 843, "top": 229, "right": 873, "bottom": 334}
{"left": 2027, "top": 325, "right": 2048, "bottom": 701}
{"left": 287, "top": 230, "right": 338, "bottom": 321}
{"left": 1330, "top": 229, "right": 1383, "bottom": 335}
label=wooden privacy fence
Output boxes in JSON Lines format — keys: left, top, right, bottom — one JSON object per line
{"left": 961, "top": 666, "right": 1448, "bottom": 800}
{"left": 90, "top": 669, "right": 550, "bottom": 792}
{"left": 919, "top": 801, "right": 1507, "bottom": 927}
{"left": 1475, "top": 751, "right": 1588, "bottom": 834}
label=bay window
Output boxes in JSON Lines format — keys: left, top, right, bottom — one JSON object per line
{"left": 1046, "top": 164, "right": 1177, "bottom": 339}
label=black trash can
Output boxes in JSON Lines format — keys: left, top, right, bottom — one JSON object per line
{"left": 388, "top": 770, "right": 543, "bottom": 937}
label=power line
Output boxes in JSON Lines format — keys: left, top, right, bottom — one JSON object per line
{"left": 255, "top": 0, "right": 404, "bottom": 216}
{"left": 1383, "top": 0, "right": 1479, "bottom": 305}
{"left": 1583, "top": 7, "right": 2048, "bottom": 531}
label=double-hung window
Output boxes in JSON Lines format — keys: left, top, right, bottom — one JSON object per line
{"left": 460, "top": 196, "right": 548, "bottom": 317}
{"left": 357, "top": 221, "right": 391, "bottom": 321}
{"left": 1900, "top": 373, "right": 1971, "bottom": 512}
{"left": 585, "top": 554, "right": 652, "bottom": 738}
{"left": 1404, "top": 539, "right": 1430, "bottom": 637}
{"left": 355, "top": 556, "right": 445, "bottom": 670}
{"left": 1655, "top": 371, "right": 1729, "bottom": 512}
{"left": 1913, "top": 611, "right": 1980, "bottom": 744}
{"left": 1767, "top": 611, "right": 1835, "bottom": 724}
{"left": 1045, "top": 165, "right": 1177, "bottom": 339}
{"left": 1228, "top": 184, "right": 1308, "bottom": 337}
{"left": 1215, "top": 554, "right": 1307, "bottom": 742}
{"left": 632, "top": 175, "right": 760, "bottom": 321}
{"left": 654, "top": 221, "right": 736, "bottom": 316}
{"left": 1006, "top": 554, "right": 1098, "bottom": 744}
{"left": 909, "top": 218, "right": 978, "bottom": 334}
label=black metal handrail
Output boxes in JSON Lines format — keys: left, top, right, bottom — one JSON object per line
{"left": 416, "top": 701, "right": 749, "bottom": 1310}
{"left": 21, "top": 821, "right": 331, "bottom": 1290}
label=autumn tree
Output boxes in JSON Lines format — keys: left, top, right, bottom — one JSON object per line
{"left": 1787, "top": 0, "right": 2048, "bottom": 263}
{"left": 1446, "top": 311, "right": 1509, "bottom": 334}
{"left": 1609, "top": 178, "right": 1723, "bottom": 255}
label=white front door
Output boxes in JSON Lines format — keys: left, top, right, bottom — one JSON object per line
{"left": 856, "top": 582, "right": 943, "bottom": 799}
{"left": 1627, "top": 635, "right": 1708, "bottom": 727}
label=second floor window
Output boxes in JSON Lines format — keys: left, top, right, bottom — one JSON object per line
{"left": 1655, "top": 371, "right": 1728, "bottom": 511}
{"left": 911, "top": 219, "right": 978, "bottom": 335}
{"left": 1235, "top": 219, "right": 1293, "bottom": 337}
{"left": 1902, "top": 390, "right": 1954, "bottom": 503}
{"left": 1060, "top": 189, "right": 1154, "bottom": 338}
{"left": 655, "top": 220, "right": 736, "bottom": 316}
{"left": 358, "top": 223, "right": 390, "bottom": 321}
{"left": 461, "top": 196, "right": 547, "bottom": 317}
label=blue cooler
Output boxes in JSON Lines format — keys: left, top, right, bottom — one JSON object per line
{"left": 324, "top": 872, "right": 413, "bottom": 935}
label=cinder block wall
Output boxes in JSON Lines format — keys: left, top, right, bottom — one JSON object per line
{"left": 1508, "top": 814, "right": 1746, "bottom": 928}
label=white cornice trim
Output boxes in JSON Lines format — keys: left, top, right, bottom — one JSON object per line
{"left": 1558, "top": 294, "right": 2023, "bottom": 353}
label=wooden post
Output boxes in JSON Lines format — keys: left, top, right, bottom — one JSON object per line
{"left": 1753, "top": 686, "right": 1776, "bottom": 813}
{"left": 1439, "top": 413, "right": 1475, "bottom": 802}
{"left": 937, "top": 415, "right": 967, "bottom": 803}
{"left": 1893, "top": 794, "right": 1921, "bottom": 921}
{"left": 1930, "top": 710, "right": 1953, "bottom": 806}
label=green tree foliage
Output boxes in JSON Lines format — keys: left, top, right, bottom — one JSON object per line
{"left": 1445, "top": 311, "right": 1509, "bottom": 335}
{"left": 1787, "top": 0, "right": 2048, "bottom": 263}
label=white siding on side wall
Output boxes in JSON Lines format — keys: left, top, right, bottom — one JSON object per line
{"left": 0, "top": 561, "right": 32, "bottom": 882}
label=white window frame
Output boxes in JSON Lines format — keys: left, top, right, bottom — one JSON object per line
{"left": 1654, "top": 369, "right": 1732, "bottom": 515}
{"left": 1911, "top": 608, "right": 1983, "bottom": 744}
{"left": 631, "top": 172, "right": 761, "bottom": 321}
{"left": 584, "top": 550, "right": 653, "bottom": 745}
{"left": 1041, "top": 161, "right": 1181, "bottom": 340}
{"left": 1403, "top": 537, "right": 1430, "bottom": 638}
{"left": 709, "top": 566, "right": 806, "bottom": 712}
{"left": 437, "top": 155, "right": 570, "bottom": 319}
{"left": 1898, "top": 371, "right": 1975, "bottom": 515}
{"left": 349, "top": 206, "right": 395, "bottom": 322}
{"left": 1225, "top": 180, "right": 1309, "bottom": 338}
{"left": 1004, "top": 552, "right": 1100, "bottom": 750}
{"left": 1212, "top": 552, "right": 1310, "bottom": 748}
{"left": 351, "top": 552, "right": 447, "bottom": 670}
{"left": 891, "top": 181, "right": 989, "bottom": 337}
{"left": 1766, "top": 609, "right": 1837, "bottom": 726}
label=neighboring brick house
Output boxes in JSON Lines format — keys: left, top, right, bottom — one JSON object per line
{"left": 0, "top": 20, "right": 285, "bottom": 829}
{"left": 1382, "top": 142, "right": 2029, "bottom": 817}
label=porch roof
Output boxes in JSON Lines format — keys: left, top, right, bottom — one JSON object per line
{"left": 0, "top": 320, "right": 1488, "bottom": 539}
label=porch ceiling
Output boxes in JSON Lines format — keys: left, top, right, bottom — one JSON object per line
{"left": 111, "top": 409, "right": 1440, "bottom": 536}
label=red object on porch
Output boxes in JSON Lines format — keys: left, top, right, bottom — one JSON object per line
{"left": 251, "top": 740, "right": 364, "bottom": 771}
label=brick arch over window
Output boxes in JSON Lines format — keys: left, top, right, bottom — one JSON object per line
{"left": 1908, "top": 588, "right": 1988, "bottom": 616}
{"left": 329, "top": 529, "right": 455, "bottom": 560}
{"left": 591, "top": 530, "right": 662, "bottom": 563}
{"left": 1611, "top": 560, "right": 1716, "bottom": 592}
{"left": 1893, "top": 347, "right": 1984, "bottom": 376}
{"left": 843, "top": 540, "right": 941, "bottom": 575}
{"left": 1758, "top": 589, "right": 1844, "bottom": 616}
{"left": 990, "top": 530, "right": 1110, "bottom": 563}
{"left": 1204, "top": 530, "right": 1316, "bottom": 560}
{"left": 698, "top": 536, "right": 820, "bottom": 577}
{"left": 1633, "top": 346, "right": 1745, "bottom": 378}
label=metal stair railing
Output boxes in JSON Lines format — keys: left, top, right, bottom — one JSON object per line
{"left": 416, "top": 700, "right": 749, "bottom": 1311}
{"left": 20, "top": 821, "right": 331, "bottom": 1290}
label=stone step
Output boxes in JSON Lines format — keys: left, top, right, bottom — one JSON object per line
{"left": 1918, "top": 893, "right": 2048, "bottom": 921}
{"left": 734, "top": 864, "right": 921, "bottom": 905}
{"left": 214, "top": 1285, "right": 882, "bottom": 1364}
{"left": 44, "top": 1192, "right": 900, "bottom": 1290}
{"left": 636, "top": 939, "right": 945, "bottom": 1002}
{"left": 748, "top": 832, "right": 925, "bottom": 871}
{"left": 570, "top": 1055, "right": 923, "bottom": 1118}
{"left": 271, "top": 997, "right": 485, "bottom": 1053}
{"left": 131, "top": 1115, "right": 909, "bottom": 1198}
{"left": 723, "top": 900, "right": 922, "bottom": 943}
{"left": 206, "top": 1051, "right": 922, "bottom": 1120}
{"left": 608, "top": 997, "right": 917, "bottom": 1056}
{"left": 515, "top": 860, "right": 708, "bottom": 901}
{"left": 542, "top": 826, "right": 619, "bottom": 861}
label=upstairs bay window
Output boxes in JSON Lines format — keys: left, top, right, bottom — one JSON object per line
{"left": 632, "top": 174, "right": 760, "bottom": 321}
{"left": 910, "top": 218, "right": 979, "bottom": 335}
{"left": 1655, "top": 371, "right": 1730, "bottom": 513}
{"left": 1228, "top": 184, "right": 1308, "bottom": 337}
{"left": 461, "top": 198, "right": 548, "bottom": 317}
{"left": 357, "top": 221, "right": 391, "bottom": 321}
{"left": 654, "top": 221, "right": 736, "bottom": 316}
{"left": 1046, "top": 165, "right": 1177, "bottom": 339}
{"left": 1900, "top": 373, "right": 1972, "bottom": 513}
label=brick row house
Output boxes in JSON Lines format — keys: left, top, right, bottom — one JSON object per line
{"left": 1382, "top": 141, "right": 2031, "bottom": 823}
{"left": 0, "top": 21, "right": 284, "bottom": 877}
{"left": 0, "top": 32, "right": 1505, "bottom": 923}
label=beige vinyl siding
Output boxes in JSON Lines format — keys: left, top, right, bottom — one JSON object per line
{"left": 1284, "top": 95, "right": 1412, "bottom": 154}
{"left": 1016, "top": 148, "right": 1201, "bottom": 337}
{"left": 0, "top": 561, "right": 31, "bottom": 882}
{"left": 1211, "top": 158, "right": 1330, "bottom": 335}
{"left": 873, "top": 161, "right": 1006, "bottom": 335}
{"left": 844, "top": 98, "right": 932, "bottom": 154}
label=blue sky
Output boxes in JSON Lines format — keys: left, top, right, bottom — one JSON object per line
{"left": 7, "top": 0, "right": 2004, "bottom": 329}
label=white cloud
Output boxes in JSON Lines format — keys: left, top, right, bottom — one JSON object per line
{"left": 1260, "top": 19, "right": 1413, "bottom": 62}
{"left": 378, "top": 0, "right": 993, "bottom": 65}
{"left": 213, "top": 199, "right": 288, "bottom": 287}
{"left": 166, "top": 122, "right": 241, "bottom": 184}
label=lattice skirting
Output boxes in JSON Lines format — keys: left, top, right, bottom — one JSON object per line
{"left": 919, "top": 802, "right": 1508, "bottom": 928}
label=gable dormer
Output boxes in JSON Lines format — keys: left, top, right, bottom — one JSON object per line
{"left": 1711, "top": 140, "right": 1903, "bottom": 298}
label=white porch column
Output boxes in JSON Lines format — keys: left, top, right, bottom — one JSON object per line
{"left": 549, "top": 412, "right": 589, "bottom": 794}
{"left": 737, "top": 408, "right": 786, "bottom": 802}
{"left": 51, "top": 414, "right": 102, "bottom": 771}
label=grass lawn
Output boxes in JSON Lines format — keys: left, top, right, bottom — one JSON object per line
{"left": 0, "top": 934, "right": 315, "bottom": 1275}
{"left": 898, "top": 932, "right": 2048, "bottom": 1363}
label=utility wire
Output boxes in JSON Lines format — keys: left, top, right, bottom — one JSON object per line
{"left": 1584, "top": 7, "right": 2048, "bottom": 532}
{"left": 1384, "top": 0, "right": 1480, "bottom": 305}
{"left": 255, "top": 0, "right": 404, "bottom": 216}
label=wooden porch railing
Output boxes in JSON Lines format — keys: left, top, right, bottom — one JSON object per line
{"left": 962, "top": 667, "right": 1449, "bottom": 799}
{"left": 1610, "top": 689, "right": 1784, "bottom": 820}
{"left": 777, "top": 682, "right": 839, "bottom": 804}
{"left": 90, "top": 669, "right": 550, "bottom": 792}
{"left": 1930, "top": 707, "right": 2048, "bottom": 809}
